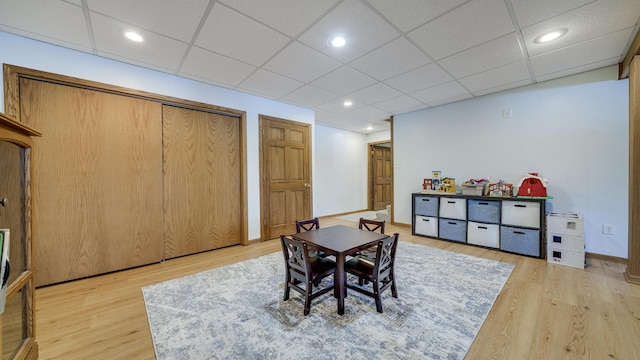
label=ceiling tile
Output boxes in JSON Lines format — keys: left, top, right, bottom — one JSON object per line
{"left": 409, "top": 0, "right": 515, "bottom": 59}
{"left": 534, "top": 58, "right": 618, "bottom": 83}
{"left": 217, "top": 0, "right": 339, "bottom": 37}
{"left": 512, "top": 0, "right": 593, "bottom": 28}
{"left": 530, "top": 28, "right": 632, "bottom": 77}
{"left": 350, "top": 37, "right": 431, "bottom": 80}
{"left": 345, "top": 83, "right": 402, "bottom": 105}
{"left": 459, "top": 60, "right": 531, "bottom": 93}
{"left": 368, "top": 0, "right": 470, "bottom": 32}
{"left": 196, "top": 3, "right": 290, "bottom": 66}
{"left": 320, "top": 106, "right": 392, "bottom": 130}
{"left": 311, "top": 66, "right": 377, "bottom": 95}
{"left": 411, "top": 81, "right": 470, "bottom": 105}
{"left": 428, "top": 93, "right": 473, "bottom": 107}
{"left": 263, "top": 41, "right": 341, "bottom": 83}
{"left": 238, "top": 69, "right": 304, "bottom": 98}
{"left": 91, "top": 12, "right": 187, "bottom": 72}
{"left": 314, "top": 108, "right": 336, "bottom": 120}
{"left": 281, "top": 85, "right": 337, "bottom": 108}
{"left": 384, "top": 63, "right": 453, "bottom": 93}
{"left": 180, "top": 46, "right": 256, "bottom": 87}
{"left": 523, "top": 0, "right": 640, "bottom": 57}
{"left": 473, "top": 79, "right": 532, "bottom": 97}
{"left": 438, "top": 33, "right": 524, "bottom": 78}
{"left": 0, "top": 0, "right": 91, "bottom": 51}
{"left": 317, "top": 97, "right": 365, "bottom": 113}
{"left": 298, "top": 0, "right": 400, "bottom": 63}
{"left": 373, "top": 95, "right": 425, "bottom": 114}
{"left": 87, "top": 0, "right": 209, "bottom": 42}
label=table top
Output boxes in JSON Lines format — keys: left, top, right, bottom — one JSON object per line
{"left": 292, "top": 225, "right": 388, "bottom": 254}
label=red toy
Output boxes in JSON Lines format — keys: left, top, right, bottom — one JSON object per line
{"left": 517, "top": 173, "right": 547, "bottom": 197}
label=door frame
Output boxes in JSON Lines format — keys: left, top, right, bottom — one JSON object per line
{"left": 258, "top": 115, "right": 313, "bottom": 241}
{"left": 367, "top": 117, "right": 394, "bottom": 222}
{"left": 367, "top": 140, "right": 392, "bottom": 210}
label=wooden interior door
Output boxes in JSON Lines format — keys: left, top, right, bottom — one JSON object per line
{"left": 260, "top": 116, "right": 311, "bottom": 240}
{"left": 20, "top": 78, "right": 165, "bottom": 286}
{"left": 163, "top": 105, "right": 242, "bottom": 257}
{"left": 371, "top": 144, "right": 392, "bottom": 210}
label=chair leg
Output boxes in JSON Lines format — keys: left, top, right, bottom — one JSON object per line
{"left": 303, "top": 282, "right": 312, "bottom": 316}
{"left": 391, "top": 276, "right": 398, "bottom": 298}
{"left": 373, "top": 280, "right": 383, "bottom": 313}
{"left": 283, "top": 283, "right": 290, "bottom": 301}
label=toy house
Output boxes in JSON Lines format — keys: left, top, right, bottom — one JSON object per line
{"left": 517, "top": 173, "right": 548, "bottom": 197}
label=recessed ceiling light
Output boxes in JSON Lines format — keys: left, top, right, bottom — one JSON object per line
{"left": 366, "top": 126, "right": 373, "bottom": 131}
{"left": 343, "top": 100, "right": 353, "bottom": 107}
{"left": 534, "top": 29, "right": 567, "bottom": 44}
{"left": 331, "top": 36, "right": 346, "bottom": 48}
{"left": 125, "top": 31, "right": 144, "bottom": 42}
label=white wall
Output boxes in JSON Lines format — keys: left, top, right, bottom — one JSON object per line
{"left": 314, "top": 125, "right": 369, "bottom": 216}
{"left": 394, "top": 66, "right": 628, "bottom": 258}
{"left": 366, "top": 129, "right": 391, "bottom": 143}
{"left": 0, "top": 31, "right": 315, "bottom": 241}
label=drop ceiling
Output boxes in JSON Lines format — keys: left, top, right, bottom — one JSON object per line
{"left": 1, "top": 0, "right": 639, "bottom": 134}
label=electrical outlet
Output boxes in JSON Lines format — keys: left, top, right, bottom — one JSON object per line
{"left": 603, "top": 224, "right": 615, "bottom": 235}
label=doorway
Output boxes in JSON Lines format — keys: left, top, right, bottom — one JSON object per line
{"left": 259, "top": 115, "right": 312, "bottom": 240}
{"left": 368, "top": 141, "right": 392, "bottom": 212}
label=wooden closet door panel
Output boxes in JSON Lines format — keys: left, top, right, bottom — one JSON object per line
{"left": 163, "top": 106, "right": 242, "bottom": 258}
{"left": 20, "top": 79, "right": 164, "bottom": 286}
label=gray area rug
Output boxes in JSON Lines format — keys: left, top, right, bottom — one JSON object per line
{"left": 142, "top": 241, "right": 514, "bottom": 359}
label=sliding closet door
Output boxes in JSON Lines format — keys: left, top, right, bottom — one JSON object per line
{"left": 163, "top": 106, "right": 242, "bottom": 258}
{"left": 20, "top": 79, "right": 165, "bottom": 286}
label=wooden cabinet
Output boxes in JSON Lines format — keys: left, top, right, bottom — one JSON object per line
{"left": 412, "top": 193, "right": 547, "bottom": 258}
{"left": 0, "top": 112, "right": 40, "bottom": 360}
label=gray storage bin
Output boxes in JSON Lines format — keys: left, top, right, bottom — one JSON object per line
{"left": 414, "top": 196, "right": 439, "bottom": 217}
{"left": 439, "top": 218, "right": 466, "bottom": 243}
{"left": 500, "top": 226, "right": 540, "bottom": 257}
{"left": 468, "top": 199, "right": 500, "bottom": 223}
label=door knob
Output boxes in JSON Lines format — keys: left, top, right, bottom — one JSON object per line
{"left": 304, "top": 183, "right": 311, "bottom": 188}
{"left": 0, "top": 198, "right": 6, "bottom": 207}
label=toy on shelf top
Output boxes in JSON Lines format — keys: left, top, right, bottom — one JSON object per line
{"left": 488, "top": 180, "right": 514, "bottom": 197}
{"left": 517, "top": 172, "right": 548, "bottom": 198}
{"left": 422, "top": 172, "right": 455, "bottom": 194}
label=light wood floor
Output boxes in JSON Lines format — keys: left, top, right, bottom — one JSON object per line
{"left": 35, "top": 217, "right": 640, "bottom": 359}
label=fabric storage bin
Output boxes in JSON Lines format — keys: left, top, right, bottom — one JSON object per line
{"left": 500, "top": 226, "right": 540, "bottom": 257}
{"left": 415, "top": 215, "right": 438, "bottom": 237}
{"left": 414, "top": 196, "right": 439, "bottom": 217}
{"left": 501, "top": 201, "right": 540, "bottom": 228}
{"left": 467, "top": 199, "right": 500, "bottom": 223}
{"left": 439, "top": 198, "right": 466, "bottom": 220}
{"left": 467, "top": 221, "right": 499, "bottom": 248}
{"left": 548, "top": 248, "right": 585, "bottom": 269}
{"left": 548, "top": 233, "right": 584, "bottom": 252}
{"left": 439, "top": 218, "right": 466, "bottom": 243}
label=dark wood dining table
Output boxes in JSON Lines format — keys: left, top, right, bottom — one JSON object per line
{"left": 291, "top": 224, "right": 388, "bottom": 315}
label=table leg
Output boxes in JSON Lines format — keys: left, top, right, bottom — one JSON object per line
{"left": 336, "top": 253, "right": 346, "bottom": 315}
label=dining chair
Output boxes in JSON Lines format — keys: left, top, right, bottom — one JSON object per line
{"left": 295, "top": 217, "right": 320, "bottom": 232}
{"left": 280, "top": 235, "right": 336, "bottom": 316}
{"left": 344, "top": 233, "right": 399, "bottom": 313}
{"left": 358, "top": 217, "right": 385, "bottom": 257}
{"left": 295, "top": 217, "right": 327, "bottom": 258}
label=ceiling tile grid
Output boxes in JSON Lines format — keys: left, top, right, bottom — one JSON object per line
{"left": 0, "top": 0, "right": 638, "bottom": 133}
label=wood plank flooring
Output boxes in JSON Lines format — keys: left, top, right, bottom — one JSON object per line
{"left": 35, "top": 217, "right": 640, "bottom": 359}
